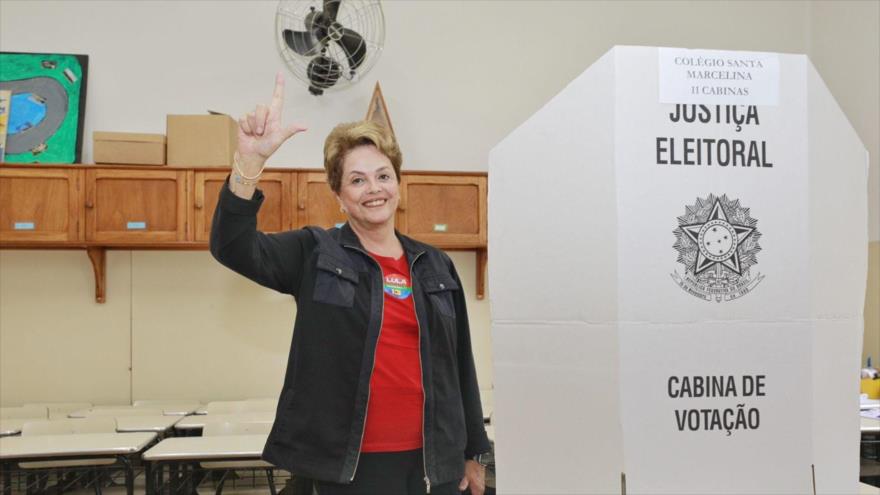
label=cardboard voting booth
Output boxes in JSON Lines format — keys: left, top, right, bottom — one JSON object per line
{"left": 488, "top": 46, "right": 868, "bottom": 494}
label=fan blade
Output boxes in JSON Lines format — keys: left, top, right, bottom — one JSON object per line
{"left": 283, "top": 29, "right": 321, "bottom": 56}
{"left": 323, "top": 0, "right": 341, "bottom": 22}
{"left": 335, "top": 27, "right": 367, "bottom": 71}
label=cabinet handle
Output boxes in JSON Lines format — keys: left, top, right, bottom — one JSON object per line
{"left": 297, "top": 200, "right": 305, "bottom": 210}
{"left": 85, "top": 201, "right": 94, "bottom": 209}
{"left": 194, "top": 200, "right": 203, "bottom": 209}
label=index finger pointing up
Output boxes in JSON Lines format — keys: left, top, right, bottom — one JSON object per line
{"left": 270, "top": 71, "right": 285, "bottom": 114}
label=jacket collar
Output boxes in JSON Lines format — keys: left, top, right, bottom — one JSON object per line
{"left": 338, "top": 222, "right": 426, "bottom": 260}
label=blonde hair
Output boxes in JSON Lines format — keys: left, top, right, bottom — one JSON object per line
{"left": 323, "top": 121, "right": 402, "bottom": 193}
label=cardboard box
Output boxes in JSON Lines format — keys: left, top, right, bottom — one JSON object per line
{"left": 166, "top": 113, "right": 237, "bottom": 166}
{"left": 93, "top": 131, "right": 166, "bottom": 165}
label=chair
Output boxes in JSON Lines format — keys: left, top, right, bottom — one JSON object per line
{"left": 19, "top": 417, "right": 118, "bottom": 494}
{"left": 200, "top": 421, "right": 278, "bottom": 495}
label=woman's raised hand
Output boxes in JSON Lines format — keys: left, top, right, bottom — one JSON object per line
{"left": 236, "top": 71, "right": 308, "bottom": 174}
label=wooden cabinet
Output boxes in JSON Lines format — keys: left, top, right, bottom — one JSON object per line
{"left": 0, "top": 168, "right": 83, "bottom": 243}
{"left": 0, "top": 164, "right": 488, "bottom": 302}
{"left": 193, "top": 171, "right": 296, "bottom": 242}
{"left": 297, "top": 172, "right": 348, "bottom": 229}
{"left": 85, "top": 169, "right": 190, "bottom": 244}
{"left": 399, "top": 174, "right": 487, "bottom": 248}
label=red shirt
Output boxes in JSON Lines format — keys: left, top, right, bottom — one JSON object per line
{"left": 360, "top": 252, "right": 424, "bottom": 452}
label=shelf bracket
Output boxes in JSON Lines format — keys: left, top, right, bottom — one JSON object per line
{"left": 86, "top": 247, "right": 106, "bottom": 304}
{"left": 476, "top": 248, "right": 487, "bottom": 300}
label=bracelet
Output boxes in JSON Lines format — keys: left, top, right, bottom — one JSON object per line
{"left": 232, "top": 170, "right": 260, "bottom": 186}
{"left": 233, "top": 151, "right": 266, "bottom": 181}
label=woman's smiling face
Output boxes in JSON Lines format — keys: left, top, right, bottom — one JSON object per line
{"left": 336, "top": 144, "right": 400, "bottom": 229}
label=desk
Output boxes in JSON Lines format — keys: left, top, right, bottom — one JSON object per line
{"left": 152, "top": 407, "right": 196, "bottom": 417}
{"left": 133, "top": 401, "right": 201, "bottom": 413}
{"left": 863, "top": 417, "right": 880, "bottom": 466}
{"left": 70, "top": 405, "right": 197, "bottom": 418}
{"left": 174, "top": 412, "right": 275, "bottom": 432}
{"left": 863, "top": 399, "right": 880, "bottom": 411}
{"left": 0, "top": 419, "right": 43, "bottom": 438}
{"left": 142, "top": 434, "right": 270, "bottom": 494}
{"left": 0, "top": 425, "right": 19, "bottom": 438}
{"left": 0, "top": 416, "right": 180, "bottom": 438}
{"left": 115, "top": 415, "right": 182, "bottom": 434}
{"left": 0, "top": 432, "right": 156, "bottom": 495}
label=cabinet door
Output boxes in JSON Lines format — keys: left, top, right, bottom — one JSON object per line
{"left": 193, "top": 171, "right": 296, "bottom": 242}
{"left": 297, "top": 172, "right": 348, "bottom": 229}
{"left": 0, "top": 168, "right": 83, "bottom": 243}
{"left": 399, "top": 174, "right": 487, "bottom": 248}
{"left": 85, "top": 169, "right": 190, "bottom": 244}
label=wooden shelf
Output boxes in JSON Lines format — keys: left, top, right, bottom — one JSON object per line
{"left": 1, "top": 163, "right": 488, "bottom": 302}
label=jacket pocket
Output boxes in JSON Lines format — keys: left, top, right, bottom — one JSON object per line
{"left": 313, "top": 253, "right": 359, "bottom": 308}
{"left": 423, "top": 273, "right": 459, "bottom": 319}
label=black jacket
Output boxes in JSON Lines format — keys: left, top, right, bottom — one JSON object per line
{"left": 209, "top": 182, "right": 491, "bottom": 486}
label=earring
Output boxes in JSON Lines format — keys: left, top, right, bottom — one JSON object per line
{"left": 340, "top": 206, "right": 347, "bottom": 214}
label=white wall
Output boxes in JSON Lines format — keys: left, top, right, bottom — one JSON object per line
{"left": 1, "top": 0, "right": 876, "bottom": 404}
{"left": 806, "top": 0, "right": 880, "bottom": 365}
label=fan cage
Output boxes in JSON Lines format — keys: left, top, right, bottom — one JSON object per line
{"left": 276, "top": 0, "right": 385, "bottom": 93}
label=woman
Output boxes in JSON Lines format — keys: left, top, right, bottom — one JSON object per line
{"left": 210, "top": 72, "right": 491, "bottom": 495}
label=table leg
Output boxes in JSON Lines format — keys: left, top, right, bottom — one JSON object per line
{"left": 181, "top": 462, "right": 195, "bottom": 495}
{"left": 120, "top": 456, "right": 134, "bottom": 495}
{"left": 267, "top": 469, "right": 277, "bottom": 495}
{"left": 170, "top": 461, "right": 178, "bottom": 495}
{"left": 145, "top": 462, "right": 153, "bottom": 495}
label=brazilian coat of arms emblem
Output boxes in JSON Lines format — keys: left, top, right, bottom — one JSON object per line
{"left": 672, "top": 194, "right": 763, "bottom": 302}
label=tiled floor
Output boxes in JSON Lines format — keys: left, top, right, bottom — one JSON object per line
{"left": 8, "top": 461, "right": 500, "bottom": 494}
{"left": 12, "top": 469, "right": 289, "bottom": 494}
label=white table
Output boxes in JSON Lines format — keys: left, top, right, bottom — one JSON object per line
{"left": 142, "top": 434, "right": 271, "bottom": 493}
{"left": 147, "top": 405, "right": 197, "bottom": 416}
{"left": 861, "top": 482, "right": 880, "bottom": 494}
{"left": 862, "top": 417, "right": 880, "bottom": 433}
{"left": 0, "top": 416, "right": 180, "bottom": 438}
{"left": 862, "top": 399, "right": 880, "bottom": 410}
{"left": 143, "top": 434, "right": 268, "bottom": 462}
{"left": 69, "top": 405, "right": 197, "bottom": 418}
{"left": 0, "top": 419, "right": 44, "bottom": 437}
{"left": 133, "top": 400, "right": 201, "bottom": 411}
{"left": 115, "top": 415, "right": 182, "bottom": 434}
{"left": 0, "top": 432, "right": 156, "bottom": 495}
{"left": 174, "top": 412, "right": 275, "bottom": 432}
